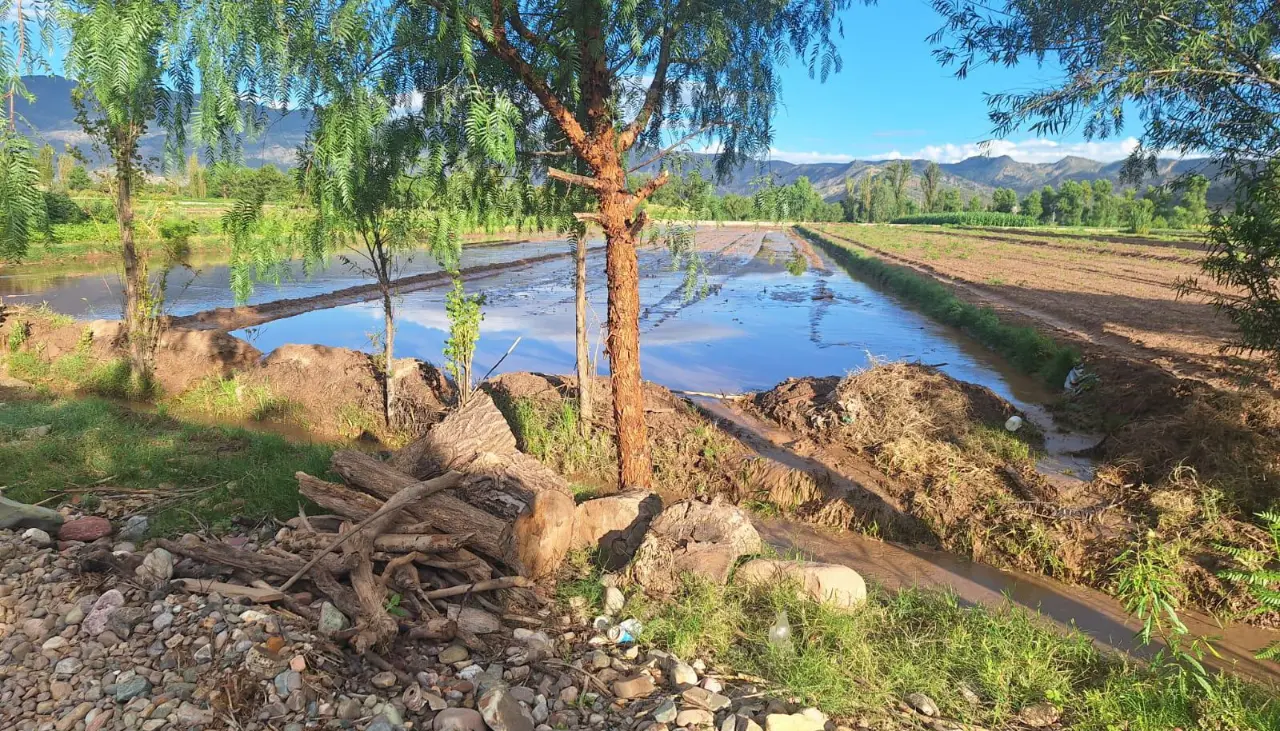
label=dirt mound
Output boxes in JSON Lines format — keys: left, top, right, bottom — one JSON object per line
{"left": 154, "top": 329, "right": 263, "bottom": 394}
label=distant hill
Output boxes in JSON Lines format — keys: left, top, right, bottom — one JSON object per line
{"left": 17, "top": 74, "right": 1224, "bottom": 201}
{"left": 14, "top": 75, "right": 310, "bottom": 169}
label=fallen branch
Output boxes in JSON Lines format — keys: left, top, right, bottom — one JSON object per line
{"left": 422, "top": 575, "right": 533, "bottom": 600}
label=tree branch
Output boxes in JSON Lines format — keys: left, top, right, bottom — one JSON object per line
{"left": 633, "top": 170, "right": 670, "bottom": 204}
{"left": 548, "top": 166, "right": 609, "bottom": 191}
{"left": 618, "top": 24, "right": 676, "bottom": 152}
{"left": 627, "top": 124, "right": 718, "bottom": 173}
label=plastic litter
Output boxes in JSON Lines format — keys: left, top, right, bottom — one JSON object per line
{"left": 1004, "top": 415, "right": 1023, "bottom": 432}
{"left": 608, "top": 618, "right": 643, "bottom": 644}
{"left": 768, "top": 609, "right": 793, "bottom": 654}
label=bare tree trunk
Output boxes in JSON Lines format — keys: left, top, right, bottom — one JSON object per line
{"left": 597, "top": 188, "right": 651, "bottom": 490}
{"left": 115, "top": 139, "right": 148, "bottom": 378}
{"left": 574, "top": 230, "right": 593, "bottom": 434}
{"left": 381, "top": 284, "right": 395, "bottom": 427}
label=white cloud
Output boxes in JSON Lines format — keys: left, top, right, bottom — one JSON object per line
{"left": 867, "top": 137, "right": 1142, "bottom": 164}
{"left": 767, "top": 149, "right": 855, "bottom": 165}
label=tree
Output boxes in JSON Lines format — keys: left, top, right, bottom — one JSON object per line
{"left": 885, "top": 160, "right": 912, "bottom": 216}
{"left": 1180, "top": 174, "right": 1210, "bottom": 226}
{"left": 921, "top": 161, "right": 942, "bottom": 212}
{"left": 1056, "top": 180, "right": 1086, "bottom": 226}
{"left": 66, "top": 164, "right": 91, "bottom": 191}
{"left": 1039, "top": 185, "right": 1057, "bottom": 224}
{"left": 56, "top": 147, "right": 75, "bottom": 189}
{"left": 62, "top": 0, "right": 188, "bottom": 381}
{"left": 1088, "top": 180, "right": 1116, "bottom": 227}
{"left": 1021, "top": 189, "right": 1042, "bottom": 221}
{"left": 939, "top": 188, "right": 962, "bottom": 212}
{"left": 965, "top": 193, "right": 984, "bottom": 212}
{"left": 186, "top": 152, "right": 207, "bottom": 198}
{"left": 0, "top": 0, "right": 48, "bottom": 261}
{"left": 991, "top": 187, "right": 1017, "bottom": 213}
{"left": 36, "top": 144, "right": 54, "bottom": 188}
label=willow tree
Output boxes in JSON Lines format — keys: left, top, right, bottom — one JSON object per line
{"left": 61, "top": 0, "right": 189, "bottom": 377}
{"left": 921, "top": 161, "right": 941, "bottom": 212}
{"left": 0, "top": 0, "right": 48, "bottom": 261}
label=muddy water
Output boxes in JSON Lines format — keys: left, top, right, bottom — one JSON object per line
{"left": 757, "top": 519, "right": 1280, "bottom": 685}
{"left": 0, "top": 238, "right": 580, "bottom": 319}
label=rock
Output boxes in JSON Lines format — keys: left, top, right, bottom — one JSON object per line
{"left": 135, "top": 547, "right": 174, "bottom": 586}
{"left": 107, "top": 606, "right": 146, "bottom": 638}
{"left": 22, "top": 527, "right": 52, "bottom": 546}
{"left": 275, "top": 670, "right": 303, "bottom": 698}
{"left": 55, "top": 702, "right": 94, "bottom": 731}
{"left": 570, "top": 491, "right": 662, "bottom": 568}
{"left": 54, "top": 657, "right": 83, "bottom": 675}
{"left": 371, "top": 671, "right": 398, "bottom": 689}
{"left": 653, "top": 699, "right": 678, "bottom": 723}
{"left": 175, "top": 702, "right": 214, "bottom": 725}
{"left": 50, "top": 681, "right": 73, "bottom": 700}
{"left": 558, "top": 686, "right": 579, "bottom": 704}
{"left": 318, "top": 602, "right": 347, "bottom": 636}
{"left": 0, "top": 495, "right": 65, "bottom": 532}
{"left": 612, "top": 674, "right": 656, "bottom": 699}
{"left": 115, "top": 676, "right": 152, "bottom": 702}
{"left": 152, "top": 612, "right": 174, "bottom": 631}
{"left": 41, "top": 635, "right": 69, "bottom": 652}
{"left": 82, "top": 590, "right": 126, "bottom": 636}
{"left": 626, "top": 499, "right": 762, "bottom": 593}
{"left": 438, "top": 645, "right": 470, "bottom": 664}
{"left": 1017, "top": 703, "right": 1060, "bottom": 728}
{"left": 434, "top": 707, "right": 486, "bottom": 731}
{"left": 669, "top": 661, "right": 698, "bottom": 688}
{"left": 58, "top": 516, "right": 113, "bottom": 542}
{"left": 603, "top": 586, "right": 626, "bottom": 616}
{"left": 479, "top": 687, "right": 536, "bottom": 731}
{"left": 119, "top": 515, "right": 149, "bottom": 541}
{"left": 905, "top": 693, "right": 939, "bottom": 717}
{"left": 676, "top": 709, "right": 715, "bottom": 727}
{"left": 735, "top": 560, "right": 867, "bottom": 609}
{"left": 682, "top": 687, "right": 730, "bottom": 711}
{"left": 22, "top": 424, "right": 51, "bottom": 438}
{"left": 290, "top": 654, "right": 307, "bottom": 672}
{"left": 366, "top": 715, "right": 396, "bottom": 731}
{"left": 763, "top": 714, "right": 824, "bottom": 731}
{"left": 337, "top": 697, "right": 363, "bottom": 720}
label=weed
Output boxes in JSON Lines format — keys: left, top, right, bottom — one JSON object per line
{"left": 511, "top": 398, "right": 616, "bottom": 481}
{"left": 1218, "top": 510, "right": 1280, "bottom": 660}
{"left": 173, "top": 376, "right": 300, "bottom": 423}
{"left": 336, "top": 402, "right": 379, "bottom": 438}
{"left": 7, "top": 319, "right": 29, "bottom": 352}
{"left": 785, "top": 249, "right": 808, "bottom": 276}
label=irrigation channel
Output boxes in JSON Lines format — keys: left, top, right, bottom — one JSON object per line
{"left": 4, "top": 224, "right": 1277, "bottom": 683}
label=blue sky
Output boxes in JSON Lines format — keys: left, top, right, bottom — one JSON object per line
{"left": 763, "top": 0, "right": 1140, "bottom": 165}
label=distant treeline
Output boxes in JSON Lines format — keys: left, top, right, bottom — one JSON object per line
{"left": 633, "top": 170, "right": 844, "bottom": 222}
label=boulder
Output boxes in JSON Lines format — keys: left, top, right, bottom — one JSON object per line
{"left": 58, "top": 516, "right": 113, "bottom": 542}
{"left": 570, "top": 491, "right": 662, "bottom": 569}
{"left": 82, "top": 590, "right": 125, "bottom": 636}
{"left": 625, "top": 498, "right": 762, "bottom": 594}
{"left": 735, "top": 559, "right": 866, "bottom": 609}
{"left": 0, "top": 496, "right": 64, "bottom": 533}
{"left": 764, "top": 714, "right": 824, "bottom": 731}
{"left": 434, "top": 708, "right": 485, "bottom": 731}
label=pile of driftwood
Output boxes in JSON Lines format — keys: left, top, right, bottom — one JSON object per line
{"left": 158, "top": 392, "right": 578, "bottom": 653}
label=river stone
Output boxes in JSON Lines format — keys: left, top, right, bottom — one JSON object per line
{"left": 135, "top": 547, "right": 174, "bottom": 586}
{"left": 434, "top": 708, "right": 485, "bottom": 731}
{"left": 905, "top": 692, "right": 939, "bottom": 717}
{"left": 669, "top": 660, "right": 698, "bottom": 688}
{"left": 479, "top": 687, "right": 535, "bottom": 731}
{"left": 82, "top": 590, "right": 125, "bottom": 636}
{"left": 612, "top": 674, "right": 656, "bottom": 699}
{"left": 118, "top": 515, "right": 149, "bottom": 541}
{"left": 735, "top": 559, "right": 867, "bottom": 609}
{"left": 54, "top": 657, "right": 83, "bottom": 675}
{"left": 58, "top": 516, "right": 113, "bottom": 542}
{"left": 0, "top": 495, "right": 64, "bottom": 532}
{"left": 763, "top": 714, "right": 824, "bottom": 731}
{"left": 438, "top": 645, "right": 470, "bottom": 664}
{"left": 174, "top": 703, "right": 214, "bottom": 725}
{"left": 682, "top": 686, "right": 730, "bottom": 711}
{"left": 676, "top": 709, "right": 715, "bottom": 728}
{"left": 22, "top": 527, "right": 52, "bottom": 547}
{"left": 317, "top": 602, "right": 347, "bottom": 636}
{"left": 115, "top": 676, "right": 152, "bottom": 702}
{"left": 653, "top": 699, "right": 678, "bottom": 724}
{"left": 366, "top": 715, "right": 395, "bottom": 731}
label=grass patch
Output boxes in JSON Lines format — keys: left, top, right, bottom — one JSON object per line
{"left": 798, "top": 226, "right": 1078, "bottom": 387}
{"left": 510, "top": 398, "right": 616, "bottom": 481}
{"left": 891, "top": 212, "right": 1039, "bottom": 227}
{"left": 572, "top": 573, "right": 1279, "bottom": 729}
{"left": 172, "top": 375, "right": 302, "bottom": 423}
{"left": 0, "top": 394, "right": 331, "bottom": 535}
{"left": 5, "top": 348, "right": 152, "bottom": 400}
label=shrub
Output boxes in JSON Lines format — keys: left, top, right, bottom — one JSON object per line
{"left": 43, "top": 191, "right": 89, "bottom": 224}
{"left": 891, "top": 212, "right": 1038, "bottom": 227}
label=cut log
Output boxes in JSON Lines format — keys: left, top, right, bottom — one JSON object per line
{"left": 407, "top": 617, "right": 457, "bottom": 642}
{"left": 513, "top": 489, "right": 575, "bottom": 579}
{"left": 330, "top": 451, "right": 518, "bottom": 567}
{"left": 391, "top": 391, "right": 519, "bottom": 476}
{"left": 421, "top": 576, "right": 533, "bottom": 600}
{"left": 171, "top": 578, "right": 284, "bottom": 603}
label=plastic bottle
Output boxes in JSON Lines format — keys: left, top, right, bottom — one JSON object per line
{"left": 768, "top": 609, "right": 793, "bottom": 654}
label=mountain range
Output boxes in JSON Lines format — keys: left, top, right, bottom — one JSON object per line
{"left": 17, "top": 75, "right": 1221, "bottom": 202}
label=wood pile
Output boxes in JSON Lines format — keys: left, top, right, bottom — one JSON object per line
{"left": 156, "top": 392, "right": 577, "bottom": 655}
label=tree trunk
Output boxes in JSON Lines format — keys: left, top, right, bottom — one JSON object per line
{"left": 115, "top": 143, "right": 147, "bottom": 377}
{"left": 382, "top": 284, "right": 396, "bottom": 427}
{"left": 575, "top": 230, "right": 593, "bottom": 434}
{"left": 597, "top": 188, "right": 652, "bottom": 490}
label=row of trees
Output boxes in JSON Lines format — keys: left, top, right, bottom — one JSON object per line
{"left": 1005, "top": 176, "right": 1208, "bottom": 230}
{"left": 637, "top": 170, "right": 843, "bottom": 222}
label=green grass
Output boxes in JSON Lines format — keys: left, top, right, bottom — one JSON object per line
{"left": 892, "top": 212, "right": 1039, "bottom": 227}
{"left": 578, "top": 575, "right": 1279, "bottom": 730}
{"left": 509, "top": 398, "right": 616, "bottom": 481}
{"left": 798, "top": 226, "right": 1079, "bottom": 388}
{"left": 171, "top": 375, "right": 302, "bottom": 423}
{"left": 5, "top": 349, "right": 151, "bottom": 400}
{"left": 0, "top": 395, "right": 332, "bottom": 536}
